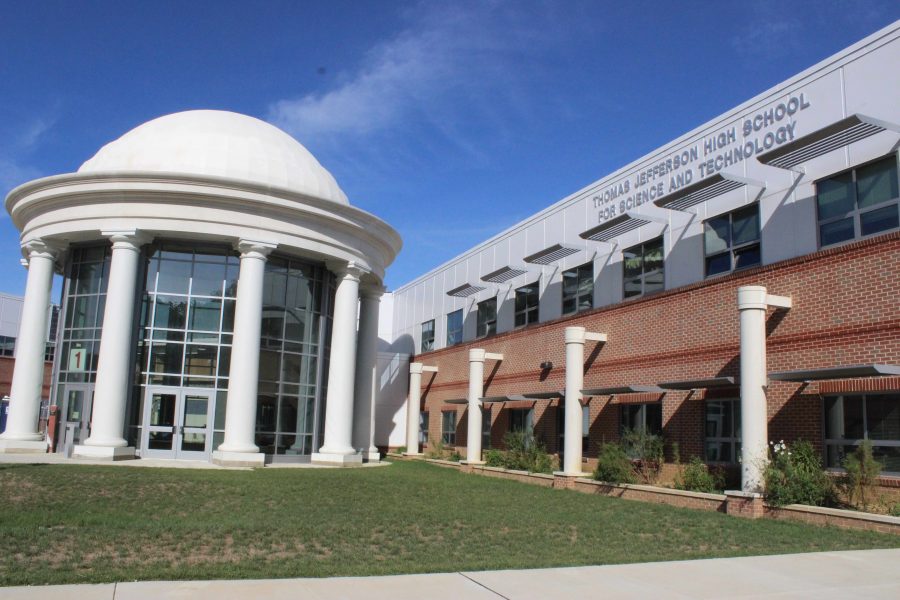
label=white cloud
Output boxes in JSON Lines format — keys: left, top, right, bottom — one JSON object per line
{"left": 0, "top": 115, "right": 56, "bottom": 199}
{"left": 267, "top": 2, "right": 565, "bottom": 156}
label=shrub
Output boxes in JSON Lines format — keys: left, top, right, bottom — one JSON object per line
{"left": 426, "top": 437, "right": 446, "bottom": 460}
{"left": 764, "top": 440, "right": 836, "bottom": 507}
{"left": 842, "top": 440, "right": 882, "bottom": 511}
{"left": 448, "top": 451, "right": 462, "bottom": 462}
{"left": 594, "top": 442, "right": 636, "bottom": 484}
{"left": 890, "top": 503, "right": 900, "bottom": 518}
{"left": 484, "top": 449, "right": 505, "bottom": 467}
{"left": 499, "top": 431, "right": 555, "bottom": 474}
{"left": 675, "top": 457, "right": 725, "bottom": 493}
{"left": 621, "top": 428, "right": 665, "bottom": 483}
{"left": 396, "top": 446, "right": 407, "bottom": 454}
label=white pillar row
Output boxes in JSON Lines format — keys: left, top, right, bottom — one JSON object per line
{"left": 313, "top": 262, "right": 364, "bottom": 465}
{"left": 0, "top": 240, "right": 58, "bottom": 453}
{"left": 560, "top": 326, "right": 607, "bottom": 476}
{"left": 403, "top": 362, "right": 437, "bottom": 455}
{"left": 738, "top": 286, "right": 791, "bottom": 493}
{"left": 212, "top": 239, "right": 276, "bottom": 467}
{"left": 352, "top": 285, "right": 383, "bottom": 461}
{"left": 463, "top": 348, "right": 503, "bottom": 464}
{"left": 76, "top": 231, "right": 150, "bottom": 460}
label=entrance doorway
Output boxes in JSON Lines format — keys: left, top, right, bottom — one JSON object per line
{"left": 57, "top": 383, "right": 94, "bottom": 449}
{"left": 141, "top": 386, "right": 215, "bottom": 460}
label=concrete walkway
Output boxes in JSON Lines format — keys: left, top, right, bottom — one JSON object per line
{"left": 2, "top": 549, "right": 898, "bottom": 599}
{"left": 0, "top": 453, "right": 389, "bottom": 470}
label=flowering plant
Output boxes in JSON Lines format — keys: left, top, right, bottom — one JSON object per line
{"left": 763, "top": 439, "right": 836, "bottom": 507}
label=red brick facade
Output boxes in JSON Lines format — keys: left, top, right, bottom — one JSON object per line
{"left": 414, "top": 232, "right": 900, "bottom": 480}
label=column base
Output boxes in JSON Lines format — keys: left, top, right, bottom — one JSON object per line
{"left": 552, "top": 471, "right": 590, "bottom": 489}
{"left": 0, "top": 439, "right": 48, "bottom": 454}
{"left": 460, "top": 460, "right": 485, "bottom": 466}
{"left": 211, "top": 450, "right": 265, "bottom": 467}
{"left": 725, "top": 490, "right": 766, "bottom": 519}
{"left": 312, "top": 451, "right": 363, "bottom": 466}
{"left": 73, "top": 445, "right": 135, "bottom": 461}
{"left": 361, "top": 449, "right": 381, "bottom": 462}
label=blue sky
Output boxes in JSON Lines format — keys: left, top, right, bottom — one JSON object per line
{"left": 1, "top": 1, "right": 898, "bottom": 298}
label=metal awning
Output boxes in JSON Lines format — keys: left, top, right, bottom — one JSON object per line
{"left": 579, "top": 211, "right": 665, "bottom": 243}
{"left": 768, "top": 364, "right": 900, "bottom": 382}
{"left": 521, "top": 390, "right": 565, "bottom": 399}
{"left": 443, "top": 398, "right": 469, "bottom": 404}
{"left": 523, "top": 243, "right": 583, "bottom": 265}
{"left": 480, "top": 395, "right": 528, "bottom": 402}
{"left": 658, "top": 377, "right": 737, "bottom": 390}
{"left": 481, "top": 265, "right": 529, "bottom": 284}
{"left": 654, "top": 172, "right": 765, "bottom": 212}
{"left": 757, "top": 114, "right": 900, "bottom": 170}
{"left": 581, "top": 385, "right": 665, "bottom": 395}
{"left": 446, "top": 282, "right": 486, "bottom": 297}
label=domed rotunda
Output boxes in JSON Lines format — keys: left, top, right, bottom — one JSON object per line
{"left": 0, "top": 110, "right": 401, "bottom": 466}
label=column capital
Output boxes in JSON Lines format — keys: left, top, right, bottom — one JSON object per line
{"left": 21, "top": 238, "right": 61, "bottom": 261}
{"left": 469, "top": 348, "right": 486, "bottom": 363}
{"left": 236, "top": 239, "right": 277, "bottom": 259}
{"left": 410, "top": 362, "right": 424, "bottom": 375}
{"left": 101, "top": 229, "right": 153, "bottom": 248}
{"left": 327, "top": 260, "right": 368, "bottom": 281}
{"left": 360, "top": 283, "right": 386, "bottom": 300}
{"left": 737, "top": 286, "right": 768, "bottom": 311}
{"left": 565, "top": 326, "right": 586, "bottom": 345}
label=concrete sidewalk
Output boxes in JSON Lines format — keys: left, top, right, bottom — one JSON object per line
{"left": 2, "top": 549, "right": 898, "bottom": 599}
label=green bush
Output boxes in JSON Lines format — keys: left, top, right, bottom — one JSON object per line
{"left": 842, "top": 440, "right": 882, "bottom": 511}
{"left": 396, "top": 446, "right": 407, "bottom": 454}
{"left": 594, "top": 442, "right": 636, "bottom": 484}
{"left": 498, "top": 431, "right": 555, "bottom": 474}
{"left": 764, "top": 440, "right": 836, "bottom": 507}
{"left": 448, "top": 451, "right": 462, "bottom": 462}
{"left": 425, "top": 437, "right": 446, "bottom": 460}
{"left": 484, "top": 449, "right": 505, "bottom": 467}
{"left": 890, "top": 503, "right": 900, "bottom": 518}
{"left": 621, "top": 428, "right": 664, "bottom": 483}
{"left": 675, "top": 457, "right": 725, "bottom": 493}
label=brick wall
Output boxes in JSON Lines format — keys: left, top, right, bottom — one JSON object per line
{"left": 415, "top": 232, "right": 900, "bottom": 480}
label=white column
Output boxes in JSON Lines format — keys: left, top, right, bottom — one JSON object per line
{"left": 465, "top": 349, "right": 486, "bottom": 463}
{"left": 76, "top": 231, "right": 149, "bottom": 460}
{"left": 313, "top": 263, "right": 364, "bottom": 465}
{"left": 0, "top": 240, "right": 57, "bottom": 453}
{"left": 352, "top": 285, "right": 382, "bottom": 461}
{"left": 405, "top": 362, "right": 424, "bottom": 455}
{"left": 560, "top": 326, "right": 607, "bottom": 476}
{"left": 212, "top": 240, "right": 275, "bottom": 467}
{"left": 738, "top": 285, "right": 791, "bottom": 492}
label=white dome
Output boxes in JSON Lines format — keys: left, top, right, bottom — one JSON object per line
{"left": 78, "top": 110, "right": 349, "bottom": 205}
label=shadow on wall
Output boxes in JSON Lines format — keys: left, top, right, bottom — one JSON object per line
{"left": 375, "top": 333, "right": 414, "bottom": 448}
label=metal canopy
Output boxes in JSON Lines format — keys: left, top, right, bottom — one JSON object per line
{"left": 443, "top": 398, "right": 469, "bottom": 404}
{"left": 757, "top": 114, "right": 900, "bottom": 170}
{"left": 523, "top": 243, "right": 582, "bottom": 265}
{"left": 521, "top": 390, "right": 566, "bottom": 399}
{"left": 581, "top": 385, "right": 665, "bottom": 395}
{"left": 481, "top": 265, "right": 529, "bottom": 284}
{"left": 480, "top": 395, "right": 529, "bottom": 402}
{"left": 658, "top": 376, "right": 737, "bottom": 390}
{"left": 446, "top": 282, "right": 486, "bottom": 298}
{"left": 580, "top": 212, "right": 654, "bottom": 242}
{"left": 654, "top": 172, "right": 763, "bottom": 212}
{"left": 768, "top": 364, "right": 900, "bottom": 382}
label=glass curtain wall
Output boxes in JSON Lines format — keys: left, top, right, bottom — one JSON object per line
{"left": 136, "top": 243, "right": 239, "bottom": 448}
{"left": 255, "top": 256, "right": 330, "bottom": 460}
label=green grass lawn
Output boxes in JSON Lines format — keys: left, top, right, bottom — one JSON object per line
{"left": 1, "top": 459, "right": 898, "bottom": 586}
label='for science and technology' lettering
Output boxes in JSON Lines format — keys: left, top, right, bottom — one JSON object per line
{"left": 590, "top": 93, "right": 811, "bottom": 224}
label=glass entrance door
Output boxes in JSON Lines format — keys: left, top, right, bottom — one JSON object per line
{"left": 58, "top": 384, "right": 94, "bottom": 449}
{"left": 141, "top": 387, "right": 215, "bottom": 460}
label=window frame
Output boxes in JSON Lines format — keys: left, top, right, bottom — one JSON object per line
{"left": 620, "top": 403, "right": 663, "bottom": 436}
{"left": 420, "top": 319, "right": 435, "bottom": 353}
{"left": 705, "top": 398, "right": 742, "bottom": 464}
{"left": 508, "top": 407, "right": 534, "bottom": 435}
{"left": 514, "top": 282, "right": 540, "bottom": 328}
{"left": 703, "top": 203, "right": 761, "bottom": 277}
{"left": 815, "top": 155, "right": 900, "bottom": 248}
{"left": 446, "top": 309, "right": 463, "bottom": 346}
{"left": 441, "top": 410, "right": 457, "bottom": 445}
{"left": 561, "top": 261, "right": 594, "bottom": 316}
{"left": 622, "top": 236, "right": 665, "bottom": 299}
{"left": 823, "top": 393, "right": 900, "bottom": 475}
{"left": 476, "top": 296, "right": 497, "bottom": 338}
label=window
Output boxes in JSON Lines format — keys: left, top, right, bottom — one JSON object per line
{"left": 704, "top": 204, "right": 760, "bottom": 276}
{"left": 514, "top": 283, "right": 539, "bottom": 327}
{"left": 557, "top": 404, "right": 590, "bottom": 454}
{"left": 508, "top": 407, "right": 534, "bottom": 434}
{"left": 817, "top": 156, "right": 899, "bottom": 247}
{"left": 0, "top": 335, "right": 15, "bottom": 357}
{"left": 482, "top": 406, "right": 491, "bottom": 450}
{"left": 621, "top": 403, "right": 662, "bottom": 435}
{"left": 419, "top": 411, "right": 429, "bottom": 445}
{"left": 446, "top": 309, "right": 463, "bottom": 346}
{"left": 562, "top": 262, "right": 593, "bottom": 315}
{"left": 824, "top": 394, "right": 899, "bottom": 473}
{"left": 705, "top": 399, "right": 741, "bottom": 463}
{"left": 441, "top": 410, "right": 457, "bottom": 445}
{"left": 623, "top": 237, "right": 664, "bottom": 299}
{"left": 421, "top": 319, "right": 435, "bottom": 352}
{"left": 476, "top": 297, "right": 497, "bottom": 338}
